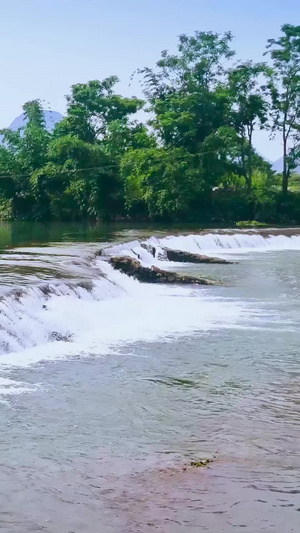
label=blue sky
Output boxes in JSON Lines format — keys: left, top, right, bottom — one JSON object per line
{"left": 0, "top": 0, "right": 299, "bottom": 160}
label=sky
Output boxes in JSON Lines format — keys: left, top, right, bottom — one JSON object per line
{"left": 0, "top": 0, "right": 299, "bottom": 161}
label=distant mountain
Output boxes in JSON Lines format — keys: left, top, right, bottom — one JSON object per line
{"left": 0, "top": 110, "right": 63, "bottom": 145}
{"left": 9, "top": 110, "right": 63, "bottom": 132}
{"left": 272, "top": 157, "right": 300, "bottom": 174}
{"left": 272, "top": 157, "right": 283, "bottom": 173}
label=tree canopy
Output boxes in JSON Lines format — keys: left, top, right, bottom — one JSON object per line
{"left": 0, "top": 25, "right": 299, "bottom": 223}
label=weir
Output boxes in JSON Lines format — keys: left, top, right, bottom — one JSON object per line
{"left": 102, "top": 231, "right": 300, "bottom": 262}
{"left": 0, "top": 231, "right": 299, "bottom": 361}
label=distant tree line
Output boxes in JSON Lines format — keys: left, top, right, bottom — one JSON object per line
{"left": 0, "top": 24, "right": 300, "bottom": 223}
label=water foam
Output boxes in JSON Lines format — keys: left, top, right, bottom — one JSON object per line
{"left": 0, "top": 262, "right": 250, "bottom": 381}
{"left": 103, "top": 232, "right": 300, "bottom": 263}
{"left": 156, "top": 233, "right": 300, "bottom": 256}
{"left": 0, "top": 230, "right": 298, "bottom": 395}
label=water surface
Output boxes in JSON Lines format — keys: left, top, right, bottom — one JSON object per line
{"left": 0, "top": 222, "right": 299, "bottom": 532}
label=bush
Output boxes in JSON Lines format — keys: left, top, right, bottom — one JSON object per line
{"left": 0, "top": 197, "right": 13, "bottom": 220}
{"left": 236, "top": 220, "right": 268, "bottom": 228}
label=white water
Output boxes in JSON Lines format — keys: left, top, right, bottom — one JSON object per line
{"left": 0, "top": 263, "right": 249, "bottom": 368}
{"left": 0, "top": 231, "right": 299, "bottom": 394}
{"left": 103, "top": 232, "right": 300, "bottom": 263}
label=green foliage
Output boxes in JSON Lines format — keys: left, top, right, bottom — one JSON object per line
{"left": 31, "top": 135, "right": 121, "bottom": 220}
{"left": 0, "top": 196, "right": 13, "bottom": 220}
{"left": 265, "top": 24, "right": 300, "bottom": 193}
{"left": 122, "top": 147, "right": 208, "bottom": 219}
{"left": 236, "top": 220, "right": 268, "bottom": 228}
{"left": 289, "top": 173, "right": 300, "bottom": 190}
{"left": 0, "top": 27, "right": 299, "bottom": 223}
{"left": 140, "top": 31, "right": 234, "bottom": 154}
{"left": 229, "top": 61, "right": 269, "bottom": 191}
{"left": 55, "top": 77, "right": 144, "bottom": 143}
{"left": 0, "top": 99, "right": 51, "bottom": 218}
{"left": 0, "top": 84, "right": 142, "bottom": 220}
{"left": 103, "top": 120, "right": 156, "bottom": 158}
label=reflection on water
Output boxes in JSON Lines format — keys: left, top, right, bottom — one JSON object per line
{"left": 0, "top": 220, "right": 219, "bottom": 249}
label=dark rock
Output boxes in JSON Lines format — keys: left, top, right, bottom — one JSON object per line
{"left": 109, "top": 256, "right": 217, "bottom": 285}
{"left": 163, "top": 247, "right": 233, "bottom": 264}
{"left": 141, "top": 243, "right": 156, "bottom": 258}
{"left": 49, "top": 331, "right": 74, "bottom": 342}
{"left": 131, "top": 248, "right": 141, "bottom": 259}
{"left": 190, "top": 459, "right": 213, "bottom": 468}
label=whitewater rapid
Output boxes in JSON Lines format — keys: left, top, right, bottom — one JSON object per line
{"left": 0, "top": 230, "right": 299, "bottom": 395}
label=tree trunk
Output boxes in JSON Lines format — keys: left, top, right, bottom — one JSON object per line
{"left": 247, "top": 128, "right": 253, "bottom": 194}
{"left": 247, "top": 146, "right": 252, "bottom": 194}
{"left": 241, "top": 135, "right": 246, "bottom": 176}
{"left": 282, "top": 135, "right": 288, "bottom": 194}
{"left": 240, "top": 134, "right": 248, "bottom": 190}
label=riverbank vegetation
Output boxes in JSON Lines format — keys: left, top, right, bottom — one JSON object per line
{"left": 0, "top": 24, "right": 299, "bottom": 223}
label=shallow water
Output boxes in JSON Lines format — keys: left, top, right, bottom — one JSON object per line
{"left": 0, "top": 222, "right": 299, "bottom": 532}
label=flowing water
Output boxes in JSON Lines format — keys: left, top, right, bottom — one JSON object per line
{"left": 0, "top": 222, "right": 299, "bottom": 532}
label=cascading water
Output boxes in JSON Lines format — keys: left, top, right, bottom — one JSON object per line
{"left": 102, "top": 231, "right": 300, "bottom": 263}
{"left": 0, "top": 230, "right": 299, "bottom": 383}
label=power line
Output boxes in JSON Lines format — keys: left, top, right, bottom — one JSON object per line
{"left": 0, "top": 164, "right": 120, "bottom": 180}
{"left": 0, "top": 149, "right": 273, "bottom": 181}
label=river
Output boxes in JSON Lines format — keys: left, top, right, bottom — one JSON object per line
{"left": 0, "top": 222, "right": 299, "bottom": 532}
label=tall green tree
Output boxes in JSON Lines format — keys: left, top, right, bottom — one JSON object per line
{"left": 265, "top": 24, "right": 300, "bottom": 193}
{"left": 229, "top": 62, "right": 268, "bottom": 192}
{"left": 31, "top": 135, "right": 120, "bottom": 220}
{"left": 122, "top": 126, "right": 244, "bottom": 220}
{"left": 122, "top": 147, "right": 206, "bottom": 219}
{"left": 140, "top": 31, "right": 235, "bottom": 154}
{"left": 0, "top": 100, "right": 51, "bottom": 218}
{"left": 55, "top": 77, "right": 144, "bottom": 143}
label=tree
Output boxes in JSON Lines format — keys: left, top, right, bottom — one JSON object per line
{"left": 265, "top": 24, "right": 300, "bottom": 193}
{"left": 0, "top": 100, "right": 51, "bottom": 218}
{"left": 31, "top": 135, "right": 121, "bottom": 220}
{"left": 140, "top": 31, "right": 235, "bottom": 155}
{"left": 55, "top": 77, "right": 144, "bottom": 143}
{"left": 229, "top": 62, "right": 268, "bottom": 192}
{"left": 0, "top": 29, "right": 298, "bottom": 224}
{"left": 122, "top": 147, "right": 207, "bottom": 219}
{"left": 103, "top": 119, "right": 156, "bottom": 159}
{"left": 121, "top": 127, "right": 243, "bottom": 220}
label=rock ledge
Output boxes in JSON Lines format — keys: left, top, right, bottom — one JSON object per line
{"left": 109, "top": 256, "right": 217, "bottom": 285}
{"left": 163, "top": 248, "right": 233, "bottom": 264}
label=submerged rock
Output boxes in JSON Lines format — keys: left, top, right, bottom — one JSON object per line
{"left": 109, "top": 256, "right": 217, "bottom": 285}
{"left": 163, "top": 248, "right": 233, "bottom": 264}
{"left": 190, "top": 459, "right": 213, "bottom": 468}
